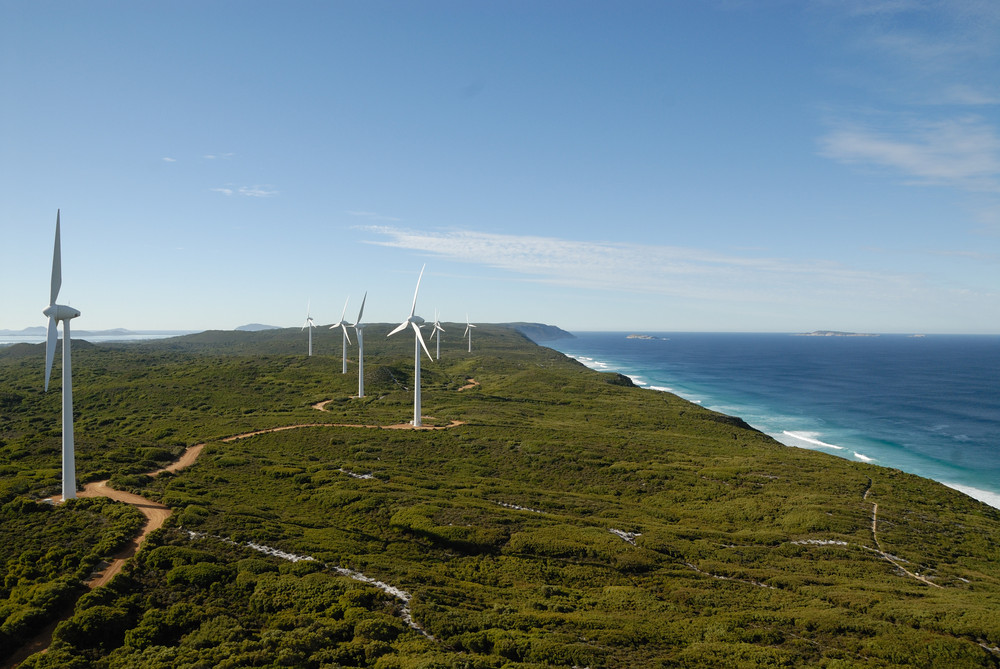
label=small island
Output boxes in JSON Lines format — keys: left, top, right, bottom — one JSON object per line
{"left": 796, "top": 330, "right": 879, "bottom": 337}
{"left": 626, "top": 334, "right": 666, "bottom": 340}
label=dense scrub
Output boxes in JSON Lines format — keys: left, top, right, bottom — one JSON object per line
{"left": 2, "top": 325, "right": 1000, "bottom": 667}
{"left": 0, "top": 497, "right": 143, "bottom": 660}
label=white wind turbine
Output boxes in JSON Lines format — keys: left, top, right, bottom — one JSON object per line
{"left": 353, "top": 292, "right": 367, "bottom": 397}
{"left": 330, "top": 297, "right": 353, "bottom": 374}
{"left": 431, "top": 309, "right": 445, "bottom": 360}
{"left": 464, "top": 314, "right": 477, "bottom": 353}
{"left": 388, "top": 265, "right": 433, "bottom": 426}
{"left": 42, "top": 210, "right": 81, "bottom": 502}
{"left": 302, "top": 301, "right": 316, "bottom": 356}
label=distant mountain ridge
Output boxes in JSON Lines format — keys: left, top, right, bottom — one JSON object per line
{"left": 235, "top": 323, "right": 282, "bottom": 331}
{"left": 0, "top": 327, "right": 194, "bottom": 336}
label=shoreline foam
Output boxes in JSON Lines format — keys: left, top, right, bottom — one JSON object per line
{"left": 563, "top": 350, "right": 1000, "bottom": 512}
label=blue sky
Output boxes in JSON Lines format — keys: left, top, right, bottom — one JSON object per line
{"left": 2, "top": 0, "right": 999, "bottom": 333}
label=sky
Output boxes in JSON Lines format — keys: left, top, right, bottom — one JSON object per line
{"left": 2, "top": 0, "right": 999, "bottom": 334}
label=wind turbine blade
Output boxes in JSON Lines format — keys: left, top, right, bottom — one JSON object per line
{"left": 340, "top": 297, "right": 349, "bottom": 323}
{"left": 413, "top": 322, "right": 433, "bottom": 361}
{"left": 50, "top": 210, "right": 62, "bottom": 305}
{"left": 387, "top": 320, "right": 408, "bottom": 337}
{"left": 342, "top": 324, "right": 352, "bottom": 345}
{"left": 355, "top": 292, "right": 367, "bottom": 325}
{"left": 44, "top": 317, "right": 58, "bottom": 391}
{"left": 408, "top": 264, "right": 425, "bottom": 319}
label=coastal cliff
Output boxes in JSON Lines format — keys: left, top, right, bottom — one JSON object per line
{"left": 1, "top": 324, "right": 998, "bottom": 667}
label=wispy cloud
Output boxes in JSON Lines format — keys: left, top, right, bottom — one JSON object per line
{"left": 204, "top": 152, "right": 235, "bottom": 160}
{"left": 347, "top": 210, "right": 402, "bottom": 222}
{"left": 360, "top": 225, "right": 915, "bottom": 305}
{"left": 162, "top": 157, "right": 177, "bottom": 162}
{"left": 238, "top": 185, "right": 278, "bottom": 197}
{"left": 820, "top": 115, "right": 1000, "bottom": 192}
{"left": 211, "top": 185, "right": 278, "bottom": 197}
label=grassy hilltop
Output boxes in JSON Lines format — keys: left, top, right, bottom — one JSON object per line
{"left": 1, "top": 325, "right": 999, "bottom": 668}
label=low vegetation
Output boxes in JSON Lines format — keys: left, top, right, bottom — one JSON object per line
{"left": 2, "top": 325, "right": 999, "bottom": 667}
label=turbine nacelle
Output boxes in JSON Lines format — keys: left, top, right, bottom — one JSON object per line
{"left": 330, "top": 297, "right": 353, "bottom": 345}
{"left": 43, "top": 304, "right": 81, "bottom": 322}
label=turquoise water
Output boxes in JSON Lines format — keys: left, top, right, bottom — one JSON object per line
{"left": 548, "top": 333, "right": 1000, "bottom": 510}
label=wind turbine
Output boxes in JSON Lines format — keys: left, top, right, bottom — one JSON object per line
{"left": 42, "top": 210, "right": 81, "bottom": 502}
{"left": 353, "top": 292, "right": 367, "bottom": 397}
{"left": 330, "top": 297, "right": 352, "bottom": 374}
{"left": 464, "top": 314, "right": 477, "bottom": 353}
{"left": 302, "top": 301, "right": 316, "bottom": 356}
{"left": 431, "top": 310, "right": 445, "bottom": 360}
{"left": 388, "top": 265, "right": 433, "bottom": 426}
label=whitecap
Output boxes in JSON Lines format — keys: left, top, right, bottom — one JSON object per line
{"left": 649, "top": 385, "right": 672, "bottom": 392}
{"left": 940, "top": 482, "right": 1000, "bottom": 511}
{"left": 853, "top": 452, "right": 874, "bottom": 462}
{"left": 779, "top": 431, "right": 844, "bottom": 450}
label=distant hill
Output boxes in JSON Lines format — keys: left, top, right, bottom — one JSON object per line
{"left": 509, "top": 322, "right": 575, "bottom": 342}
{"left": 0, "top": 327, "right": 47, "bottom": 335}
{"left": 235, "top": 323, "right": 282, "bottom": 331}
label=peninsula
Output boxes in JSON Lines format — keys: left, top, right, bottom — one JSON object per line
{"left": 1, "top": 324, "right": 998, "bottom": 667}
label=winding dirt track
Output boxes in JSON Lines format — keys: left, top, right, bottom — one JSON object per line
{"left": 8, "top": 408, "right": 468, "bottom": 667}
{"left": 76, "top": 413, "right": 464, "bottom": 585}
{"left": 5, "top": 444, "right": 205, "bottom": 668}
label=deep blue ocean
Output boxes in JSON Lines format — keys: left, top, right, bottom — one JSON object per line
{"left": 547, "top": 333, "right": 1000, "bottom": 510}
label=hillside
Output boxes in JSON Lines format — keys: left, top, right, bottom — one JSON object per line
{"left": 1, "top": 325, "right": 998, "bottom": 667}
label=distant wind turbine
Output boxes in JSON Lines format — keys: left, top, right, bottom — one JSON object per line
{"left": 432, "top": 309, "right": 445, "bottom": 360}
{"left": 42, "top": 210, "right": 81, "bottom": 502}
{"left": 330, "top": 297, "right": 353, "bottom": 374}
{"left": 353, "top": 292, "right": 367, "bottom": 397}
{"left": 388, "top": 265, "right": 433, "bottom": 426}
{"left": 302, "top": 301, "right": 316, "bottom": 356}
{"left": 464, "top": 314, "right": 476, "bottom": 353}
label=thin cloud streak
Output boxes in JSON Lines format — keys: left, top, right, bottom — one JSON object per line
{"left": 210, "top": 185, "right": 278, "bottom": 197}
{"left": 239, "top": 185, "right": 278, "bottom": 198}
{"left": 360, "top": 225, "right": 917, "bottom": 306}
{"left": 820, "top": 116, "right": 1000, "bottom": 192}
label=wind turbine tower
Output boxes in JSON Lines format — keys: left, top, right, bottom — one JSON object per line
{"left": 302, "top": 301, "right": 316, "bottom": 356}
{"left": 42, "top": 211, "right": 81, "bottom": 501}
{"left": 331, "top": 297, "right": 353, "bottom": 374}
{"left": 432, "top": 310, "right": 445, "bottom": 360}
{"left": 388, "top": 265, "right": 433, "bottom": 426}
{"left": 353, "top": 293, "right": 367, "bottom": 397}
{"left": 464, "top": 314, "right": 477, "bottom": 353}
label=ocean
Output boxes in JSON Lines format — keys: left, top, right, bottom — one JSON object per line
{"left": 547, "top": 332, "right": 1000, "bottom": 511}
